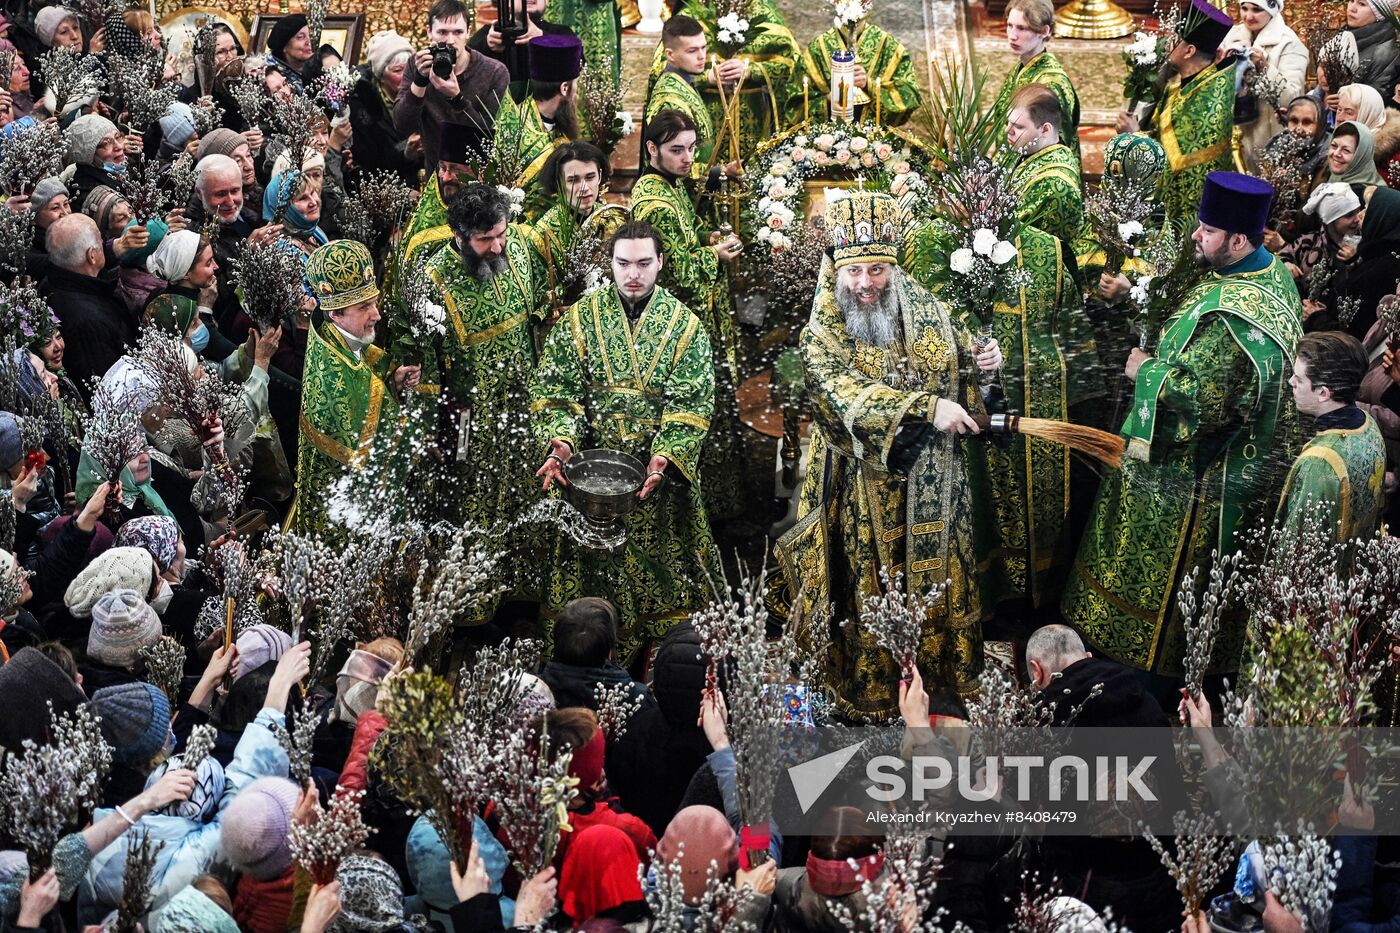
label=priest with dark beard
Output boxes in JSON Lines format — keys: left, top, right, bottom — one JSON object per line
{"left": 775, "top": 191, "right": 1003, "bottom": 722}
{"left": 419, "top": 182, "right": 554, "bottom": 616}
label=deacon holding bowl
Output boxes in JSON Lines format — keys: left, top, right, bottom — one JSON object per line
{"left": 531, "top": 220, "right": 724, "bottom": 664}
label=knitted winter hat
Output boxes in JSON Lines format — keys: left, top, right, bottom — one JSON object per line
{"left": 365, "top": 30, "right": 413, "bottom": 79}
{"left": 91, "top": 682, "right": 172, "bottom": 766}
{"left": 1366, "top": 0, "right": 1397, "bottom": 23}
{"left": 65, "top": 547, "right": 155, "bottom": 618}
{"left": 148, "top": 885, "right": 240, "bottom": 933}
{"left": 81, "top": 184, "right": 126, "bottom": 232}
{"left": 220, "top": 776, "right": 301, "bottom": 880}
{"left": 655, "top": 806, "right": 739, "bottom": 903}
{"left": 0, "top": 647, "right": 87, "bottom": 753}
{"left": 196, "top": 128, "right": 247, "bottom": 162}
{"left": 65, "top": 114, "right": 119, "bottom": 167}
{"left": 328, "top": 855, "right": 405, "bottom": 931}
{"left": 233, "top": 625, "right": 293, "bottom": 682}
{"left": 88, "top": 588, "right": 163, "bottom": 667}
{"left": 34, "top": 5, "right": 75, "bottom": 47}
{"left": 0, "top": 412, "right": 19, "bottom": 471}
{"left": 28, "top": 177, "right": 69, "bottom": 213}
{"left": 159, "top": 102, "right": 198, "bottom": 148}
{"left": 146, "top": 752, "right": 227, "bottom": 821}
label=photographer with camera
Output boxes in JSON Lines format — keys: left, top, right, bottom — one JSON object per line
{"left": 393, "top": 0, "right": 509, "bottom": 175}
{"left": 468, "top": 0, "right": 574, "bottom": 87}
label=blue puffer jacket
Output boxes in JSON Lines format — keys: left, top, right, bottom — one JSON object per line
{"left": 76, "top": 707, "right": 291, "bottom": 926}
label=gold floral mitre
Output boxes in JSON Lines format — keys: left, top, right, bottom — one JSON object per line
{"left": 307, "top": 239, "right": 381, "bottom": 312}
{"left": 824, "top": 190, "right": 899, "bottom": 268}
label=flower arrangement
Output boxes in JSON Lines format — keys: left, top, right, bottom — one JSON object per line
{"left": 0, "top": 120, "right": 63, "bottom": 198}
{"left": 312, "top": 62, "right": 356, "bottom": 117}
{"left": 1122, "top": 31, "right": 1165, "bottom": 111}
{"left": 831, "top": 0, "right": 870, "bottom": 29}
{"left": 337, "top": 170, "right": 419, "bottom": 249}
{"left": 1, "top": 279, "right": 59, "bottom": 348}
{"left": 496, "top": 184, "right": 526, "bottom": 219}
{"left": 491, "top": 726, "right": 578, "bottom": 877}
{"left": 0, "top": 702, "right": 112, "bottom": 878}
{"left": 716, "top": 11, "right": 750, "bottom": 53}
{"left": 1120, "top": 221, "right": 1190, "bottom": 348}
{"left": 138, "top": 635, "right": 187, "bottom": 706}
{"left": 578, "top": 55, "right": 633, "bottom": 156}
{"left": 746, "top": 121, "right": 936, "bottom": 253}
{"left": 851, "top": 569, "right": 946, "bottom": 681}
{"left": 290, "top": 786, "right": 372, "bottom": 885}
{"left": 1082, "top": 165, "right": 1157, "bottom": 275}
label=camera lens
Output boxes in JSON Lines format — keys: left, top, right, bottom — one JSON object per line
{"left": 432, "top": 45, "right": 455, "bottom": 78}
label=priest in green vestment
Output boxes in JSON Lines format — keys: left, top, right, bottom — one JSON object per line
{"left": 385, "top": 121, "right": 488, "bottom": 346}
{"left": 287, "top": 240, "right": 422, "bottom": 538}
{"left": 906, "top": 223, "right": 1089, "bottom": 609}
{"left": 1064, "top": 173, "right": 1303, "bottom": 681}
{"left": 787, "top": 9, "right": 922, "bottom": 127}
{"left": 534, "top": 141, "right": 630, "bottom": 326}
{"left": 419, "top": 184, "right": 553, "bottom": 605}
{"left": 492, "top": 34, "right": 583, "bottom": 222}
{"left": 991, "top": 0, "right": 1080, "bottom": 163}
{"left": 645, "top": 16, "right": 717, "bottom": 173}
{"left": 632, "top": 110, "right": 747, "bottom": 520}
{"left": 1277, "top": 332, "right": 1386, "bottom": 541}
{"left": 1115, "top": 0, "right": 1237, "bottom": 237}
{"left": 1006, "top": 84, "right": 1084, "bottom": 246}
{"left": 532, "top": 221, "right": 725, "bottom": 661}
{"left": 648, "top": 0, "right": 798, "bottom": 162}
{"left": 775, "top": 192, "right": 1004, "bottom": 722}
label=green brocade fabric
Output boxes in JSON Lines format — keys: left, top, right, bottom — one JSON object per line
{"left": 545, "top": 0, "right": 622, "bottom": 85}
{"left": 530, "top": 286, "right": 723, "bottom": 659}
{"left": 493, "top": 96, "right": 568, "bottom": 222}
{"left": 385, "top": 174, "right": 453, "bottom": 352}
{"left": 1276, "top": 413, "right": 1386, "bottom": 543}
{"left": 650, "top": 0, "right": 798, "bottom": 159}
{"left": 788, "top": 23, "right": 922, "bottom": 127}
{"left": 534, "top": 202, "right": 629, "bottom": 324}
{"left": 286, "top": 323, "right": 402, "bottom": 539}
{"left": 630, "top": 170, "right": 745, "bottom": 519}
{"left": 990, "top": 51, "right": 1081, "bottom": 164}
{"left": 646, "top": 70, "right": 715, "bottom": 170}
{"left": 906, "top": 224, "right": 1089, "bottom": 607}
{"left": 1063, "top": 253, "right": 1303, "bottom": 675}
{"left": 421, "top": 229, "right": 551, "bottom": 608}
{"left": 775, "top": 262, "right": 990, "bottom": 722}
{"left": 1012, "top": 143, "right": 1084, "bottom": 245}
{"left": 1152, "top": 60, "right": 1236, "bottom": 236}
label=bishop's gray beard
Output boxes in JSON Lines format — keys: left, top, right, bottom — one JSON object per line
{"left": 464, "top": 249, "right": 506, "bottom": 281}
{"left": 837, "top": 282, "right": 901, "bottom": 348}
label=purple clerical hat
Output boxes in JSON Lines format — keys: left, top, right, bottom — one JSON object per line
{"left": 529, "top": 33, "right": 583, "bottom": 84}
{"left": 1179, "top": 0, "right": 1233, "bottom": 55}
{"left": 1198, "top": 171, "right": 1274, "bottom": 236}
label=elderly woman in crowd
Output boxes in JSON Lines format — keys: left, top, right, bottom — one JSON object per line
{"left": 1222, "top": 0, "right": 1308, "bottom": 170}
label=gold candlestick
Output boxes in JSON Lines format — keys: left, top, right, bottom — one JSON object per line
{"left": 1053, "top": 0, "right": 1134, "bottom": 39}
{"left": 803, "top": 76, "right": 809, "bottom": 127}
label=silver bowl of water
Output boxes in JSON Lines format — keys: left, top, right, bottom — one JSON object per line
{"left": 561, "top": 448, "right": 646, "bottom": 548}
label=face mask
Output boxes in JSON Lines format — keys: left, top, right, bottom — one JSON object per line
{"left": 151, "top": 579, "right": 174, "bottom": 614}
{"left": 103, "top": 161, "right": 128, "bottom": 175}
{"left": 190, "top": 321, "right": 210, "bottom": 352}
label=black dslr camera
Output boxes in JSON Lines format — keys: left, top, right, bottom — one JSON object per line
{"left": 428, "top": 42, "right": 456, "bottom": 78}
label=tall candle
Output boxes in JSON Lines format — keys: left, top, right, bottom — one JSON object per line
{"left": 803, "top": 75, "right": 810, "bottom": 126}
{"left": 874, "top": 77, "right": 882, "bottom": 125}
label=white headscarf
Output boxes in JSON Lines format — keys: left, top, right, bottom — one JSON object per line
{"left": 1304, "top": 181, "right": 1362, "bottom": 225}
{"left": 1339, "top": 83, "right": 1387, "bottom": 131}
{"left": 146, "top": 230, "right": 204, "bottom": 283}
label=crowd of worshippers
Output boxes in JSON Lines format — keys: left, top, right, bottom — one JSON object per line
{"left": 4, "top": 0, "right": 1400, "bottom": 927}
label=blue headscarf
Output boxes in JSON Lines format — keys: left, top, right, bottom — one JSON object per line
{"left": 262, "top": 170, "right": 327, "bottom": 244}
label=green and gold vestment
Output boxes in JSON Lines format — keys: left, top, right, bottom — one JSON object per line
{"left": 775, "top": 263, "right": 990, "bottom": 721}
{"left": 788, "top": 22, "right": 921, "bottom": 127}
{"left": 531, "top": 285, "right": 723, "bottom": 660}
{"left": 906, "top": 225, "right": 1086, "bottom": 608}
{"left": 493, "top": 95, "right": 569, "bottom": 222}
{"left": 421, "top": 227, "right": 551, "bottom": 583}
{"left": 645, "top": 68, "right": 715, "bottom": 172}
{"left": 286, "top": 323, "right": 403, "bottom": 538}
{"left": 535, "top": 201, "right": 630, "bottom": 328}
{"left": 1151, "top": 59, "right": 1237, "bottom": 236}
{"left": 1012, "top": 142, "right": 1084, "bottom": 246}
{"left": 631, "top": 169, "right": 745, "bottom": 520}
{"left": 1276, "top": 411, "right": 1386, "bottom": 542}
{"left": 650, "top": 0, "right": 798, "bottom": 160}
{"left": 1063, "top": 248, "right": 1302, "bottom": 675}
{"left": 990, "top": 50, "right": 1081, "bottom": 164}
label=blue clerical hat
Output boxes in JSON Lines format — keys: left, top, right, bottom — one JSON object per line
{"left": 1198, "top": 171, "right": 1274, "bottom": 237}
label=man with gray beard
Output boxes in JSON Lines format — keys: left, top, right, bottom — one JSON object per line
{"left": 776, "top": 192, "right": 1003, "bottom": 722}
{"left": 417, "top": 183, "right": 554, "bottom": 611}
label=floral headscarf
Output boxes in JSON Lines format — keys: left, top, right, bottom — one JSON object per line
{"left": 114, "top": 515, "right": 181, "bottom": 572}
